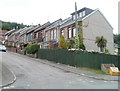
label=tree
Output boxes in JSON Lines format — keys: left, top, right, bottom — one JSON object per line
{"left": 76, "top": 22, "right": 85, "bottom": 50}
{"left": 95, "top": 36, "right": 107, "bottom": 52}
{"left": 114, "top": 34, "right": 120, "bottom": 46}
{"left": 68, "top": 38, "right": 75, "bottom": 49}
{"left": 1, "top": 20, "right": 28, "bottom": 31}
{"left": 58, "top": 35, "right": 68, "bottom": 49}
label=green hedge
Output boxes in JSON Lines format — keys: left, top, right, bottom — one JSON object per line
{"left": 25, "top": 44, "right": 40, "bottom": 54}
{"left": 37, "top": 49, "right": 120, "bottom": 70}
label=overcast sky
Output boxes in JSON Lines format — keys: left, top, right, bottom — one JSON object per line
{"left": 0, "top": 0, "right": 119, "bottom": 34}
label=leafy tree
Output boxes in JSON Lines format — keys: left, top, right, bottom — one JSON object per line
{"left": 95, "top": 36, "right": 107, "bottom": 52}
{"left": 68, "top": 38, "right": 75, "bottom": 49}
{"left": 1, "top": 20, "right": 28, "bottom": 31}
{"left": 114, "top": 34, "right": 120, "bottom": 46}
{"left": 59, "top": 35, "right": 68, "bottom": 49}
{"left": 75, "top": 22, "right": 85, "bottom": 50}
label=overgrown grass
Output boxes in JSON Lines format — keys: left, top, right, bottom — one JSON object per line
{"left": 80, "top": 68, "right": 109, "bottom": 75}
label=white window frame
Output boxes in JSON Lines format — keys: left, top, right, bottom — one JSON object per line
{"left": 61, "top": 29, "right": 64, "bottom": 36}
{"left": 73, "top": 15, "right": 75, "bottom": 20}
{"left": 82, "top": 11, "right": 85, "bottom": 17}
{"left": 68, "top": 28, "right": 71, "bottom": 39}
{"left": 53, "top": 29, "right": 57, "bottom": 40}
{"left": 46, "top": 32, "right": 48, "bottom": 41}
{"left": 51, "top": 30, "right": 53, "bottom": 40}
{"left": 73, "top": 28, "right": 76, "bottom": 37}
{"left": 79, "top": 12, "right": 82, "bottom": 17}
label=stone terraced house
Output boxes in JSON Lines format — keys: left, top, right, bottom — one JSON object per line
{"left": 5, "top": 7, "right": 115, "bottom": 54}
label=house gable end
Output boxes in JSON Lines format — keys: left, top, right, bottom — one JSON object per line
{"left": 82, "top": 9, "right": 113, "bottom": 30}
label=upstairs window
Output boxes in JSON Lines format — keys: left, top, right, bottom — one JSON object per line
{"left": 53, "top": 29, "right": 57, "bottom": 40}
{"left": 46, "top": 32, "right": 48, "bottom": 41}
{"left": 34, "top": 33, "right": 36, "bottom": 39}
{"left": 61, "top": 29, "right": 64, "bottom": 36}
{"left": 73, "top": 15, "right": 75, "bottom": 20}
{"left": 72, "top": 27, "right": 76, "bottom": 38}
{"left": 79, "top": 12, "right": 82, "bottom": 17}
{"left": 68, "top": 27, "right": 72, "bottom": 39}
{"left": 82, "top": 11, "right": 85, "bottom": 17}
{"left": 79, "top": 11, "right": 85, "bottom": 17}
{"left": 73, "top": 14, "right": 79, "bottom": 20}
{"left": 50, "top": 30, "right": 53, "bottom": 40}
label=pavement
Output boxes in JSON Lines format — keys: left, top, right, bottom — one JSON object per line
{"left": 0, "top": 62, "right": 16, "bottom": 88}
{"left": 0, "top": 51, "right": 119, "bottom": 88}
{"left": 33, "top": 58, "right": 119, "bottom": 81}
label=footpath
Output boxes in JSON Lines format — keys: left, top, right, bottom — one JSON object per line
{"left": 33, "top": 57, "right": 119, "bottom": 81}
{"left": 0, "top": 62, "right": 16, "bottom": 88}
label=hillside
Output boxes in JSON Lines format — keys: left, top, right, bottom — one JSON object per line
{"left": 0, "top": 20, "right": 28, "bottom": 31}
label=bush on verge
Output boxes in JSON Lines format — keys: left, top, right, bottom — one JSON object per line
{"left": 25, "top": 44, "right": 40, "bottom": 54}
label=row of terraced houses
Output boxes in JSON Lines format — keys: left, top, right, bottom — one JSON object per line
{"left": 4, "top": 7, "right": 115, "bottom": 54}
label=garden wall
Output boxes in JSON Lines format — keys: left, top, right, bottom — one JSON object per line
{"left": 37, "top": 49, "right": 120, "bottom": 69}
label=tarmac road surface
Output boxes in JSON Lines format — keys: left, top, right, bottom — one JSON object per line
{"left": 1, "top": 51, "right": 118, "bottom": 89}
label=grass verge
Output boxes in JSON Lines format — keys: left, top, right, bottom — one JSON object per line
{"left": 80, "top": 68, "right": 109, "bottom": 75}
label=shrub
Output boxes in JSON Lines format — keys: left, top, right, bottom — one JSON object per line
{"left": 79, "top": 43, "right": 86, "bottom": 50}
{"left": 68, "top": 38, "right": 75, "bottom": 49}
{"left": 25, "top": 44, "right": 40, "bottom": 54}
{"left": 105, "top": 48, "right": 109, "bottom": 54}
{"left": 58, "top": 35, "right": 68, "bottom": 49}
{"left": 6, "top": 44, "right": 13, "bottom": 47}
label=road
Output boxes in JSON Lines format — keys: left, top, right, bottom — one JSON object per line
{"left": 1, "top": 51, "right": 118, "bottom": 89}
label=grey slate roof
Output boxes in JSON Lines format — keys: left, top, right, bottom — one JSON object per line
{"left": 60, "top": 7, "right": 94, "bottom": 28}
{"left": 45, "top": 19, "right": 62, "bottom": 31}
{"left": 60, "top": 17, "right": 83, "bottom": 28}
{"left": 19, "top": 27, "right": 33, "bottom": 36}
{"left": 5, "top": 29, "right": 16, "bottom": 35}
{"left": 71, "top": 7, "right": 94, "bottom": 16}
{"left": 26, "top": 25, "right": 40, "bottom": 34}
{"left": 34, "top": 22, "right": 51, "bottom": 33}
{"left": 14, "top": 27, "right": 27, "bottom": 35}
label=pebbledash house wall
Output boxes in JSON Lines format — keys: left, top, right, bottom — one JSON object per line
{"left": 82, "top": 9, "right": 114, "bottom": 54}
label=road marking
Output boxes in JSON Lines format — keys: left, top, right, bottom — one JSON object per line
{"left": 3, "top": 86, "right": 10, "bottom": 89}
{"left": 81, "top": 73, "right": 85, "bottom": 76}
{"left": 68, "top": 81, "right": 72, "bottom": 84}
{"left": 78, "top": 79, "right": 82, "bottom": 81}
{"left": 90, "top": 81, "right": 94, "bottom": 82}
{"left": 27, "top": 84, "right": 30, "bottom": 87}
{"left": 104, "top": 81, "right": 107, "bottom": 83}
{"left": 10, "top": 85, "right": 15, "bottom": 88}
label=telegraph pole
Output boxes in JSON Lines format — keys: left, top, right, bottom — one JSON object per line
{"left": 75, "top": 2, "right": 78, "bottom": 38}
{"left": 75, "top": 2, "right": 79, "bottom": 49}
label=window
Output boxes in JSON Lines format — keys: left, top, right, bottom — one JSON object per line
{"left": 34, "top": 33, "right": 37, "bottom": 39}
{"left": 82, "top": 11, "right": 85, "bottom": 17}
{"left": 72, "top": 27, "right": 76, "bottom": 37}
{"left": 73, "top": 15, "right": 75, "bottom": 20}
{"left": 61, "top": 29, "right": 64, "bottom": 36}
{"left": 31, "top": 33, "right": 33, "bottom": 40}
{"left": 79, "top": 12, "right": 82, "bottom": 17}
{"left": 68, "top": 28, "right": 71, "bottom": 39}
{"left": 38, "top": 32, "right": 42, "bottom": 38}
{"left": 51, "top": 30, "right": 53, "bottom": 40}
{"left": 46, "top": 32, "right": 48, "bottom": 41}
{"left": 36, "top": 33, "right": 38, "bottom": 38}
{"left": 77, "top": 14, "right": 79, "bottom": 18}
{"left": 53, "top": 29, "right": 57, "bottom": 40}
{"left": 73, "top": 14, "right": 79, "bottom": 20}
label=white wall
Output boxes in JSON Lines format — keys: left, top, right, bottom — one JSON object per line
{"left": 82, "top": 10, "right": 114, "bottom": 54}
